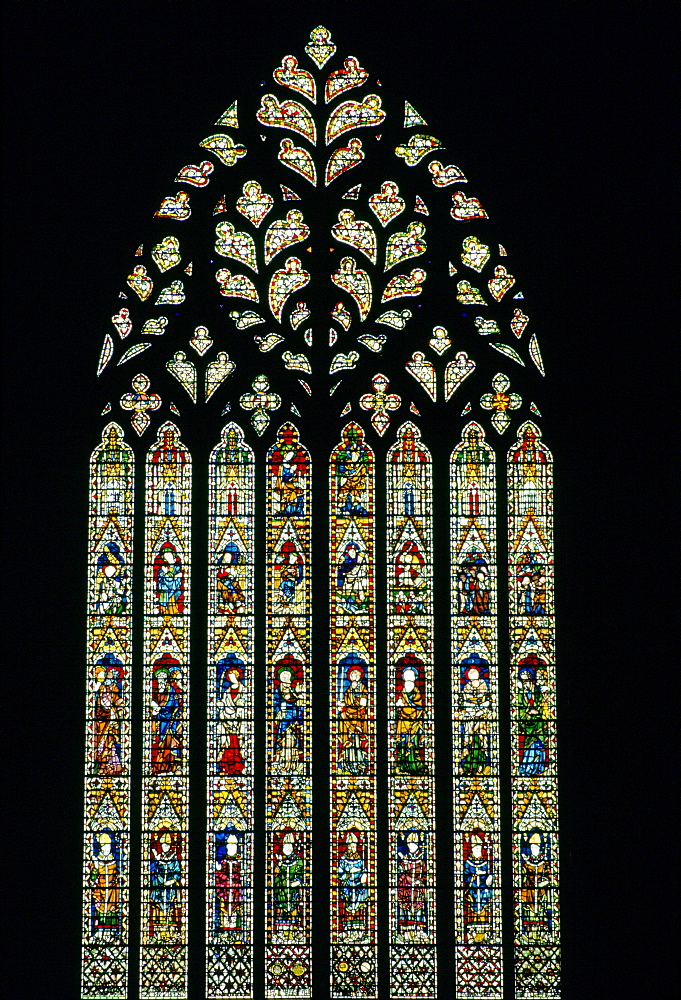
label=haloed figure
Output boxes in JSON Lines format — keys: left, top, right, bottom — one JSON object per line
{"left": 395, "top": 666, "right": 425, "bottom": 775}
{"left": 89, "top": 832, "right": 120, "bottom": 937}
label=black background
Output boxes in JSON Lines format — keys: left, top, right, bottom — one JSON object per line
{"left": 3, "top": 2, "right": 677, "bottom": 997}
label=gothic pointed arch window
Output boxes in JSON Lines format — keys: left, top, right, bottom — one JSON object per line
{"left": 82, "top": 24, "right": 560, "bottom": 1000}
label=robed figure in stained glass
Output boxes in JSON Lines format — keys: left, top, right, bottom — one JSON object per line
{"left": 394, "top": 538, "right": 427, "bottom": 614}
{"left": 396, "top": 831, "right": 428, "bottom": 940}
{"left": 336, "top": 541, "right": 369, "bottom": 613}
{"left": 154, "top": 540, "right": 183, "bottom": 615}
{"left": 336, "top": 426, "right": 369, "bottom": 515}
{"left": 89, "top": 831, "right": 121, "bottom": 937}
{"left": 270, "top": 428, "right": 308, "bottom": 516}
{"left": 517, "top": 659, "right": 548, "bottom": 775}
{"left": 216, "top": 540, "right": 245, "bottom": 614}
{"left": 149, "top": 829, "right": 182, "bottom": 939}
{"left": 337, "top": 657, "right": 369, "bottom": 774}
{"left": 93, "top": 657, "right": 123, "bottom": 776}
{"left": 272, "top": 658, "right": 304, "bottom": 774}
{"left": 463, "top": 830, "right": 493, "bottom": 936}
{"left": 215, "top": 832, "right": 243, "bottom": 936}
{"left": 459, "top": 657, "right": 491, "bottom": 775}
{"left": 338, "top": 831, "right": 369, "bottom": 938}
{"left": 520, "top": 830, "right": 553, "bottom": 941}
{"left": 216, "top": 656, "right": 247, "bottom": 774}
{"left": 95, "top": 541, "right": 128, "bottom": 615}
{"left": 150, "top": 661, "right": 183, "bottom": 773}
{"left": 395, "top": 659, "right": 426, "bottom": 775}
{"left": 273, "top": 830, "right": 304, "bottom": 939}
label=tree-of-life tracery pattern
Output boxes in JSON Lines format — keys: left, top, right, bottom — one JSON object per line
{"left": 206, "top": 423, "right": 255, "bottom": 998}
{"left": 329, "top": 422, "right": 377, "bottom": 998}
{"left": 386, "top": 422, "right": 436, "bottom": 997}
{"left": 140, "top": 422, "right": 191, "bottom": 998}
{"left": 451, "top": 422, "right": 503, "bottom": 998}
{"left": 508, "top": 423, "right": 559, "bottom": 998}
{"left": 265, "top": 423, "right": 312, "bottom": 998}
{"left": 82, "top": 423, "right": 134, "bottom": 999}
{"left": 86, "top": 19, "right": 562, "bottom": 999}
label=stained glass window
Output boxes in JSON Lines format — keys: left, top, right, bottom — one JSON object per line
{"left": 82, "top": 22, "right": 561, "bottom": 999}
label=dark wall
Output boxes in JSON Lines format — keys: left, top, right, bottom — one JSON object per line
{"left": 3, "top": 2, "right": 676, "bottom": 997}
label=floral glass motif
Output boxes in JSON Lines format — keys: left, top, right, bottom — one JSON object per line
{"left": 360, "top": 374, "right": 401, "bottom": 436}
{"left": 120, "top": 374, "right": 161, "bottom": 436}
{"left": 325, "top": 138, "right": 365, "bottom": 185}
{"left": 326, "top": 95, "right": 385, "bottom": 144}
{"left": 480, "top": 373, "right": 522, "bottom": 434}
{"left": 369, "top": 182, "right": 405, "bottom": 227}
{"left": 265, "top": 211, "right": 310, "bottom": 265}
{"left": 152, "top": 236, "right": 182, "bottom": 272}
{"left": 140, "top": 423, "right": 191, "bottom": 998}
{"left": 278, "top": 139, "right": 317, "bottom": 186}
{"left": 385, "top": 222, "right": 427, "bottom": 271}
{"left": 274, "top": 55, "right": 316, "bottom": 103}
{"left": 199, "top": 135, "right": 247, "bottom": 167}
{"left": 332, "top": 210, "right": 377, "bottom": 264}
{"left": 508, "top": 424, "right": 559, "bottom": 998}
{"left": 330, "top": 423, "right": 377, "bottom": 997}
{"left": 206, "top": 424, "right": 255, "bottom": 998}
{"left": 257, "top": 95, "right": 317, "bottom": 144}
{"left": 269, "top": 258, "right": 310, "bottom": 322}
{"left": 266, "top": 425, "right": 312, "bottom": 998}
{"left": 332, "top": 257, "right": 372, "bottom": 320}
{"left": 394, "top": 135, "right": 443, "bottom": 166}
{"left": 239, "top": 375, "right": 281, "bottom": 436}
{"left": 215, "top": 222, "right": 258, "bottom": 272}
{"left": 325, "top": 56, "right": 369, "bottom": 102}
{"left": 387, "top": 423, "right": 437, "bottom": 997}
{"left": 237, "top": 181, "right": 274, "bottom": 228}
{"left": 451, "top": 423, "right": 503, "bottom": 997}
{"left": 82, "top": 424, "right": 134, "bottom": 999}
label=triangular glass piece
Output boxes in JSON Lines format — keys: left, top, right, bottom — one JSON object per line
{"left": 213, "top": 194, "right": 227, "bottom": 215}
{"left": 342, "top": 184, "right": 362, "bottom": 200}
{"left": 215, "top": 101, "right": 238, "bottom": 127}
{"left": 404, "top": 101, "right": 427, "bottom": 127}
{"left": 280, "top": 184, "right": 301, "bottom": 201}
{"left": 414, "top": 196, "right": 429, "bottom": 215}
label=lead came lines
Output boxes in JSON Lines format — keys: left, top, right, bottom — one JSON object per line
{"left": 387, "top": 422, "right": 437, "bottom": 997}
{"left": 206, "top": 423, "right": 255, "bottom": 998}
{"left": 451, "top": 422, "right": 503, "bottom": 997}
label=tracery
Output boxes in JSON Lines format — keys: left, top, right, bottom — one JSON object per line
{"left": 83, "top": 22, "right": 559, "bottom": 1000}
